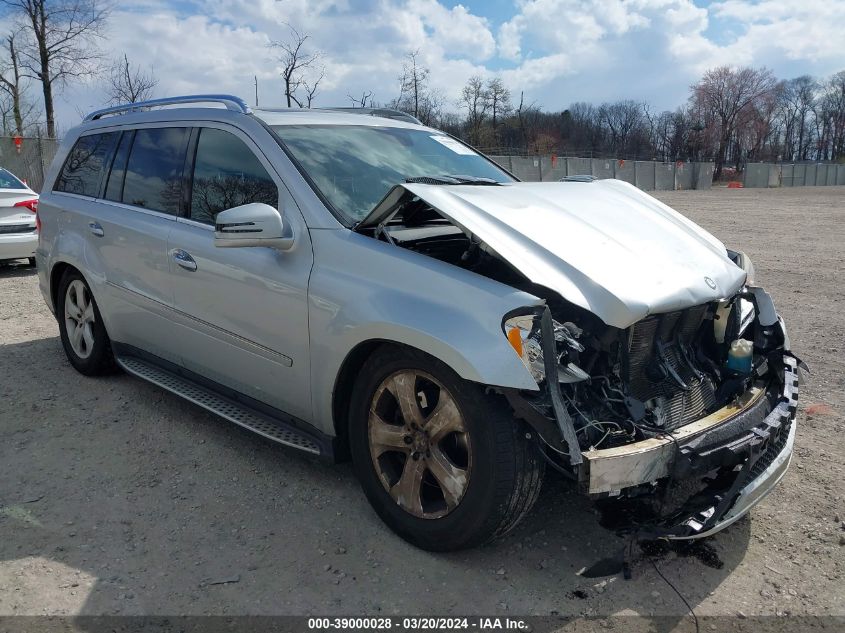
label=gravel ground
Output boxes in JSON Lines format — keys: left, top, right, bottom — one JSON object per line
{"left": 1, "top": 186, "right": 843, "bottom": 623}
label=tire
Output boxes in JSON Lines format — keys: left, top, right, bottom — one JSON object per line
{"left": 56, "top": 269, "right": 116, "bottom": 375}
{"left": 349, "top": 345, "right": 544, "bottom": 551}
{"left": 28, "top": 257, "right": 36, "bottom": 267}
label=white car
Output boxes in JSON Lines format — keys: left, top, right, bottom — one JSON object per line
{"left": 0, "top": 167, "right": 39, "bottom": 266}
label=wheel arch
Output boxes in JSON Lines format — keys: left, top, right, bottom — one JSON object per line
{"left": 329, "top": 332, "right": 531, "bottom": 462}
{"left": 49, "top": 260, "right": 77, "bottom": 314}
{"left": 331, "top": 339, "right": 392, "bottom": 461}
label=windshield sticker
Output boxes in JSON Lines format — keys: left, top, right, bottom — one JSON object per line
{"left": 430, "top": 135, "right": 475, "bottom": 155}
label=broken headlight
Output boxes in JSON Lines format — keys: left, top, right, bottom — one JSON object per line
{"left": 731, "top": 249, "right": 756, "bottom": 286}
{"left": 503, "top": 312, "right": 589, "bottom": 385}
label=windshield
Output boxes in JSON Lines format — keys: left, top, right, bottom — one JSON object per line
{"left": 271, "top": 125, "right": 513, "bottom": 223}
{"left": 0, "top": 168, "right": 27, "bottom": 190}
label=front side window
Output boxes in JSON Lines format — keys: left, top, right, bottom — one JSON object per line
{"left": 121, "top": 127, "right": 189, "bottom": 214}
{"left": 0, "top": 168, "right": 27, "bottom": 190}
{"left": 272, "top": 125, "right": 513, "bottom": 223}
{"left": 189, "top": 128, "right": 278, "bottom": 225}
{"left": 54, "top": 132, "right": 119, "bottom": 196}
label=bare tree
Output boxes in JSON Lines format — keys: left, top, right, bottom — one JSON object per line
{"left": 396, "top": 50, "right": 428, "bottom": 119}
{"left": 302, "top": 65, "right": 323, "bottom": 108}
{"left": 271, "top": 24, "right": 321, "bottom": 108}
{"left": 486, "top": 77, "right": 510, "bottom": 145}
{"left": 599, "top": 100, "right": 644, "bottom": 156}
{"left": 347, "top": 90, "right": 373, "bottom": 108}
{"left": 104, "top": 53, "right": 157, "bottom": 105}
{"left": 1, "top": 0, "right": 109, "bottom": 138}
{"left": 390, "top": 50, "right": 442, "bottom": 125}
{"left": 0, "top": 31, "right": 28, "bottom": 134}
{"left": 460, "top": 75, "right": 488, "bottom": 146}
{"left": 823, "top": 71, "right": 845, "bottom": 160}
{"left": 690, "top": 66, "right": 777, "bottom": 179}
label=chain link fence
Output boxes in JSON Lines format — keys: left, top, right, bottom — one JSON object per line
{"left": 0, "top": 136, "right": 60, "bottom": 192}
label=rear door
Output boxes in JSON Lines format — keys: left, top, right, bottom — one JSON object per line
{"left": 166, "top": 124, "right": 314, "bottom": 420}
{"left": 55, "top": 127, "right": 189, "bottom": 362}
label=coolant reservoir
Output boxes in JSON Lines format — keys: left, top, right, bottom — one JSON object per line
{"left": 726, "top": 339, "right": 753, "bottom": 374}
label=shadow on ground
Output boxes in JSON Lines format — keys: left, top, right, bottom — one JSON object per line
{"left": 0, "top": 261, "right": 38, "bottom": 279}
{"left": 0, "top": 336, "right": 750, "bottom": 624}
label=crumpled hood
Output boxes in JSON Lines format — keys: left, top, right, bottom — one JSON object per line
{"left": 372, "top": 179, "right": 746, "bottom": 329}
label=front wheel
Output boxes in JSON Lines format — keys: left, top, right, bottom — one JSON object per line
{"left": 349, "top": 346, "right": 544, "bottom": 551}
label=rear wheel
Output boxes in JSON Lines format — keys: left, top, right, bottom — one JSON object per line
{"left": 56, "top": 270, "right": 116, "bottom": 375}
{"left": 28, "top": 257, "right": 36, "bottom": 267}
{"left": 349, "top": 346, "right": 544, "bottom": 551}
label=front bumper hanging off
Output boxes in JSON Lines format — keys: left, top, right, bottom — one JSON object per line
{"left": 582, "top": 355, "right": 800, "bottom": 539}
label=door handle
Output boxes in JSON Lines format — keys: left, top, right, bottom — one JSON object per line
{"left": 171, "top": 249, "right": 197, "bottom": 271}
{"left": 88, "top": 222, "right": 104, "bottom": 237}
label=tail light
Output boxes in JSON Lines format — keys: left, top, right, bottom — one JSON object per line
{"left": 14, "top": 199, "right": 38, "bottom": 213}
{"left": 35, "top": 207, "right": 42, "bottom": 233}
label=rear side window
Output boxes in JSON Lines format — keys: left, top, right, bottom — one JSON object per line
{"left": 189, "top": 128, "right": 278, "bottom": 225}
{"left": 121, "top": 127, "right": 189, "bottom": 214}
{"left": 54, "top": 132, "right": 119, "bottom": 196}
{"left": 0, "top": 168, "right": 26, "bottom": 189}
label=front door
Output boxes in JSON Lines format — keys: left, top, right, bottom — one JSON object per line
{"left": 166, "top": 125, "right": 314, "bottom": 422}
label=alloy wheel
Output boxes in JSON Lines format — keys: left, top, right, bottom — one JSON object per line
{"left": 368, "top": 370, "right": 472, "bottom": 519}
{"left": 64, "top": 280, "right": 95, "bottom": 359}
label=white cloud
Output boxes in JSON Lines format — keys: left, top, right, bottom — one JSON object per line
{"left": 38, "top": 0, "right": 845, "bottom": 131}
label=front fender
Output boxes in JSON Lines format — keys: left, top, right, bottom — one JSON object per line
{"left": 308, "top": 229, "right": 541, "bottom": 434}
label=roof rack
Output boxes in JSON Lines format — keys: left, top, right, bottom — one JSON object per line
{"left": 321, "top": 107, "right": 423, "bottom": 125}
{"left": 84, "top": 94, "right": 252, "bottom": 122}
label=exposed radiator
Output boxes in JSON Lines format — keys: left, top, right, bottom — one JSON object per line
{"left": 624, "top": 305, "right": 716, "bottom": 430}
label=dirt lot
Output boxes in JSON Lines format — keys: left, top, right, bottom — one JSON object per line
{"left": 1, "top": 186, "right": 843, "bottom": 625}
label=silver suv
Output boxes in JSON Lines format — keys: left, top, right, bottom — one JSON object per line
{"left": 36, "top": 95, "right": 801, "bottom": 551}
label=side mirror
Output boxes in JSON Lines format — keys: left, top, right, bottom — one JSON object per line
{"left": 214, "top": 202, "right": 294, "bottom": 250}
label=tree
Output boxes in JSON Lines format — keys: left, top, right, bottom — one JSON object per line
{"left": 690, "top": 66, "right": 777, "bottom": 179}
{"left": 460, "top": 75, "right": 488, "bottom": 146}
{"left": 486, "top": 77, "right": 510, "bottom": 146}
{"left": 104, "top": 53, "right": 157, "bottom": 105}
{"left": 0, "top": 31, "right": 28, "bottom": 134}
{"left": 347, "top": 90, "right": 373, "bottom": 108}
{"left": 1, "top": 0, "right": 109, "bottom": 138}
{"left": 271, "top": 24, "right": 321, "bottom": 108}
{"left": 780, "top": 76, "right": 817, "bottom": 160}
{"left": 391, "top": 50, "right": 441, "bottom": 125}
{"left": 599, "top": 100, "right": 645, "bottom": 157}
{"left": 396, "top": 50, "right": 428, "bottom": 120}
{"left": 301, "top": 65, "right": 324, "bottom": 108}
{"left": 821, "top": 71, "right": 845, "bottom": 160}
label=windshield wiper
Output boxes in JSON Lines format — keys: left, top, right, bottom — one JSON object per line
{"left": 405, "top": 174, "right": 501, "bottom": 186}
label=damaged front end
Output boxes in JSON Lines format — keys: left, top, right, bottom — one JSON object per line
{"left": 501, "top": 286, "right": 802, "bottom": 540}
{"left": 357, "top": 180, "right": 803, "bottom": 539}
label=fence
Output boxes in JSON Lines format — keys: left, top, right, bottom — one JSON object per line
{"left": 744, "top": 163, "right": 845, "bottom": 188}
{"left": 0, "top": 136, "right": 60, "bottom": 192}
{"left": 488, "top": 155, "right": 715, "bottom": 191}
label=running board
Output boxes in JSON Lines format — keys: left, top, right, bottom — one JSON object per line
{"left": 116, "top": 355, "right": 323, "bottom": 455}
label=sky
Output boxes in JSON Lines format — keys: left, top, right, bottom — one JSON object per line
{"left": 5, "top": 0, "right": 845, "bottom": 133}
